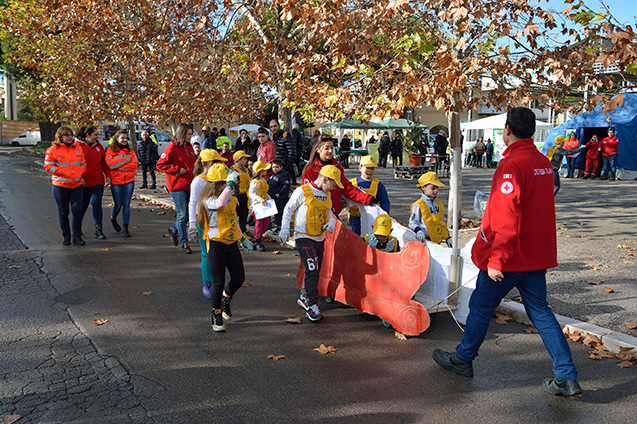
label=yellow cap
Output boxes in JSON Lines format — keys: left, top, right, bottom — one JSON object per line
{"left": 206, "top": 163, "right": 229, "bottom": 182}
{"left": 359, "top": 155, "right": 378, "bottom": 168}
{"left": 554, "top": 136, "right": 565, "bottom": 144}
{"left": 252, "top": 160, "right": 271, "bottom": 174}
{"left": 233, "top": 150, "right": 250, "bottom": 162}
{"left": 417, "top": 171, "right": 445, "bottom": 188}
{"left": 372, "top": 214, "right": 392, "bottom": 236}
{"left": 200, "top": 149, "right": 227, "bottom": 162}
{"left": 319, "top": 165, "right": 344, "bottom": 188}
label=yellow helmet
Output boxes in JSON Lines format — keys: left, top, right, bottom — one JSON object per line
{"left": 554, "top": 136, "right": 565, "bottom": 145}
{"left": 252, "top": 160, "right": 271, "bottom": 174}
{"left": 417, "top": 171, "right": 445, "bottom": 188}
{"left": 233, "top": 150, "right": 250, "bottom": 162}
{"left": 359, "top": 155, "right": 378, "bottom": 168}
{"left": 206, "top": 163, "right": 229, "bottom": 182}
{"left": 318, "top": 164, "right": 344, "bottom": 188}
{"left": 200, "top": 149, "right": 227, "bottom": 163}
{"left": 372, "top": 214, "right": 392, "bottom": 236}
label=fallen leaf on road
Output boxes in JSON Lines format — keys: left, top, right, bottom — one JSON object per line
{"left": 267, "top": 354, "right": 285, "bottom": 361}
{"left": 130, "top": 225, "right": 139, "bottom": 229}
{"left": 619, "top": 346, "right": 635, "bottom": 353}
{"left": 1, "top": 415, "right": 23, "bottom": 424}
{"left": 557, "top": 227, "right": 568, "bottom": 231}
{"left": 142, "top": 291, "right": 154, "bottom": 296}
{"left": 6, "top": 265, "right": 20, "bottom": 269}
{"left": 625, "top": 322, "right": 637, "bottom": 329}
{"left": 602, "top": 286, "right": 615, "bottom": 293}
{"left": 582, "top": 333, "right": 602, "bottom": 348}
{"left": 623, "top": 261, "right": 634, "bottom": 264}
{"left": 617, "top": 361, "right": 634, "bottom": 368}
{"left": 601, "top": 250, "right": 608, "bottom": 253}
{"left": 587, "top": 280, "right": 602, "bottom": 285}
{"left": 92, "top": 319, "right": 108, "bottom": 326}
{"left": 564, "top": 328, "right": 583, "bottom": 343}
{"left": 494, "top": 313, "right": 512, "bottom": 325}
{"left": 158, "top": 212, "right": 166, "bottom": 216}
{"left": 395, "top": 331, "right": 408, "bottom": 340}
{"left": 590, "top": 348, "right": 615, "bottom": 358}
{"left": 590, "top": 266, "right": 598, "bottom": 271}
{"left": 42, "top": 216, "right": 50, "bottom": 219}
{"left": 285, "top": 273, "right": 291, "bottom": 277}
{"left": 314, "top": 344, "right": 338, "bottom": 354}
{"left": 242, "top": 282, "right": 252, "bottom": 287}
{"left": 523, "top": 327, "right": 539, "bottom": 334}
{"left": 101, "top": 248, "right": 112, "bottom": 252}
{"left": 589, "top": 352, "right": 602, "bottom": 360}
{"left": 285, "top": 317, "right": 302, "bottom": 324}
{"left": 618, "top": 244, "right": 631, "bottom": 249}
{"left": 577, "top": 222, "right": 587, "bottom": 226}
{"left": 552, "top": 272, "right": 563, "bottom": 276}
{"left": 272, "top": 251, "right": 282, "bottom": 255}
{"left": 292, "top": 253, "right": 300, "bottom": 257}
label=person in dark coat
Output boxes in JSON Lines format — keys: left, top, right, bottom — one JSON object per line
{"left": 138, "top": 130, "right": 159, "bottom": 189}
{"left": 378, "top": 132, "right": 391, "bottom": 168}
{"left": 433, "top": 130, "right": 448, "bottom": 173}
{"left": 339, "top": 135, "right": 351, "bottom": 169}
{"left": 234, "top": 128, "right": 251, "bottom": 153}
{"left": 267, "top": 159, "right": 291, "bottom": 233}
{"left": 270, "top": 119, "right": 297, "bottom": 180}
{"left": 473, "top": 137, "right": 486, "bottom": 168}
{"left": 201, "top": 125, "right": 216, "bottom": 151}
{"left": 390, "top": 131, "right": 403, "bottom": 167}
{"left": 485, "top": 138, "right": 494, "bottom": 168}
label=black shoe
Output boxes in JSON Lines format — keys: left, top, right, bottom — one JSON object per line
{"left": 432, "top": 349, "right": 474, "bottom": 377}
{"left": 122, "top": 224, "right": 131, "bottom": 238}
{"left": 182, "top": 243, "right": 192, "bottom": 254}
{"left": 211, "top": 309, "right": 226, "bottom": 332}
{"left": 542, "top": 378, "right": 583, "bottom": 396}
{"left": 221, "top": 296, "right": 233, "bottom": 320}
{"left": 246, "top": 215, "right": 255, "bottom": 226}
{"left": 72, "top": 237, "right": 86, "bottom": 246}
{"left": 95, "top": 224, "right": 106, "bottom": 239}
{"left": 255, "top": 239, "right": 265, "bottom": 252}
{"left": 149, "top": 184, "right": 156, "bottom": 189}
{"left": 168, "top": 227, "right": 179, "bottom": 246}
{"left": 63, "top": 237, "right": 71, "bottom": 246}
{"left": 111, "top": 218, "right": 122, "bottom": 232}
{"left": 140, "top": 184, "right": 148, "bottom": 189}
{"left": 306, "top": 304, "right": 324, "bottom": 322}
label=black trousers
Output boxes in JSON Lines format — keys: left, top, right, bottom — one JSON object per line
{"left": 378, "top": 151, "right": 389, "bottom": 167}
{"left": 296, "top": 238, "right": 325, "bottom": 307}
{"left": 206, "top": 241, "right": 245, "bottom": 309}
{"left": 236, "top": 193, "right": 249, "bottom": 232}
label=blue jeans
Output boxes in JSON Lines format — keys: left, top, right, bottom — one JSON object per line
{"left": 565, "top": 156, "right": 576, "bottom": 178}
{"left": 82, "top": 185, "right": 104, "bottom": 225}
{"left": 141, "top": 163, "right": 156, "bottom": 186}
{"left": 456, "top": 270, "right": 578, "bottom": 381}
{"left": 601, "top": 154, "right": 617, "bottom": 179}
{"left": 198, "top": 226, "right": 212, "bottom": 287}
{"left": 111, "top": 181, "right": 134, "bottom": 224}
{"left": 52, "top": 185, "right": 84, "bottom": 239}
{"left": 170, "top": 190, "right": 190, "bottom": 245}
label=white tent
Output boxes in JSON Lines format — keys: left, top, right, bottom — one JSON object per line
{"left": 461, "top": 112, "right": 552, "bottom": 130}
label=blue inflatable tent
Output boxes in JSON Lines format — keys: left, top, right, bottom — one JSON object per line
{"left": 542, "top": 93, "right": 637, "bottom": 180}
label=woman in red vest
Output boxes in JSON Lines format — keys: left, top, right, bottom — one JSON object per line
{"left": 156, "top": 123, "right": 197, "bottom": 253}
{"left": 44, "top": 127, "right": 87, "bottom": 245}
{"left": 564, "top": 132, "right": 580, "bottom": 178}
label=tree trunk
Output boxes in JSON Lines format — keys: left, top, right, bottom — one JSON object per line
{"left": 127, "top": 118, "right": 137, "bottom": 152}
{"left": 277, "top": 83, "right": 292, "bottom": 132}
{"left": 38, "top": 120, "right": 61, "bottom": 143}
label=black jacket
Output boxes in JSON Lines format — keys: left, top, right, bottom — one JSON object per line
{"left": 267, "top": 169, "right": 291, "bottom": 198}
{"left": 273, "top": 130, "right": 297, "bottom": 168}
{"left": 137, "top": 140, "right": 159, "bottom": 165}
{"left": 379, "top": 135, "right": 391, "bottom": 153}
{"left": 434, "top": 134, "right": 448, "bottom": 156}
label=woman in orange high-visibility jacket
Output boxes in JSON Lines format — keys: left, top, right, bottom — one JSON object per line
{"left": 44, "top": 126, "right": 87, "bottom": 246}
{"left": 105, "top": 129, "right": 138, "bottom": 238}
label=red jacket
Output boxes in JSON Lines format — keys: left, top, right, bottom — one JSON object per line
{"left": 601, "top": 136, "right": 619, "bottom": 156}
{"left": 472, "top": 138, "right": 557, "bottom": 272}
{"left": 585, "top": 140, "right": 602, "bottom": 160}
{"left": 257, "top": 140, "right": 276, "bottom": 178}
{"left": 105, "top": 146, "right": 138, "bottom": 185}
{"left": 301, "top": 157, "right": 373, "bottom": 215}
{"left": 220, "top": 150, "right": 234, "bottom": 166}
{"left": 44, "top": 142, "right": 86, "bottom": 189}
{"left": 79, "top": 141, "right": 111, "bottom": 186}
{"left": 156, "top": 142, "right": 196, "bottom": 192}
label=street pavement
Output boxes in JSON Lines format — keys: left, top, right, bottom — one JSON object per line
{"left": 1, "top": 150, "right": 637, "bottom": 423}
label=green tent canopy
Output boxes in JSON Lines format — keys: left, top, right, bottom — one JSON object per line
{"left": 319, "top": 119, "right": 385, "bottom": 130}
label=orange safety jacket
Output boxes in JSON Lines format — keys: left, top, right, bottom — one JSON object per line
{"left": 105, "top": 146, "right": 139, "bottom": 185}
{"left": 44, "top": 142, "right": 86, "bottom": 189}
{"left": 564, "top": 138, "right": 579, "bottom": 157}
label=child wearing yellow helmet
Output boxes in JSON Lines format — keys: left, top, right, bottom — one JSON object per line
{"left": 249, "top": 160, "right": 273, "bottom": 252}
{"left": 348, "top": 155, "right": 391, "bottom": 236}
{"left": 409, "top": 171, "right": 452, "bottom": 247}
{"left": 364, "top": 214, "right": 400, "bottom": 252}
{"left": 197, "top": 163, "right": 245, "bottom": 332}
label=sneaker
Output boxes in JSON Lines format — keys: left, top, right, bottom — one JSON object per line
{"left": 306, "top": 304, "right": 324, "bottom": 322}
{"left": 211, "top": 309, "right": 225, "bottom": 332}
{"left": 432, "top": 349, "right": 474, "bottom": 377}
{"left": 202, "top": 284, "right": 211, "bottom": 299}
{"left": 72, "top": 237, "right": 86, "bottom": 246}
{"left": 255, "top": 239, "right": 265, "bottom": 252}
{"left": 221, "top": 296, "right": 233, "bottom": 320}
{"left": 149, "top": 184, "right": 156, "bottom": 189}
{"left": 297, "top": 295, "right": 309, "bottom": 311}
{"left": 542, "top": 378, "right": 583, "bottom": 397}
{"left": 182, "top": 243, "right": 192, "bottom": 254}
{"left": 168, "top": 227, "right": 179, "bottom": 246}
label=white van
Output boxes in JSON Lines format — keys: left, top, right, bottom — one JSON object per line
{"left": 12, "top": 130, "right": 41, "bottom": 146}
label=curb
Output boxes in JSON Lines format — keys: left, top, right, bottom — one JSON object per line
{"left": 135, "top": 192, "right": 175, "bottom": 210}
{"left": 496, "top": 300, "right": 637, "bottom": 354}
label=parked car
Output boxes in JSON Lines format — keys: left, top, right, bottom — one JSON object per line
{"left": 99, "top": 129, "right": 173, "bottom": 155}
{"left": 12, "top": 130, "right": 41, "bottom": 146}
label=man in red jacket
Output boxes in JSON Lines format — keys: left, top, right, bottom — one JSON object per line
{"left": 600, "top": 128, "right": 619, "bottom": 180}
{"left": 433, "top": 107, "right": 582, "bottom": 397}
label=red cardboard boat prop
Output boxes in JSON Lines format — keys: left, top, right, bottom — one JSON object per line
{"left": 296, "top": 220, "right": 432, "bottom": 335}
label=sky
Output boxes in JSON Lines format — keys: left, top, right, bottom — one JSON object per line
{"left": 544, "top": 0, "right": 636, "bottom": 26}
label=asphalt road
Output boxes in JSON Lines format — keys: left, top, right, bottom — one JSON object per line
{"left": 1, "top": 152, "right": 637, "bottom": 423}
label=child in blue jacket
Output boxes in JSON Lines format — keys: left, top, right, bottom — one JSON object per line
{"left": 268, "top": 159, "right": 291, "bottom": 234}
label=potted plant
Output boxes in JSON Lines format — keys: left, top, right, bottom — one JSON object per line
{"left": 403, "top": 125, "right": 427, "bottom": 166}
